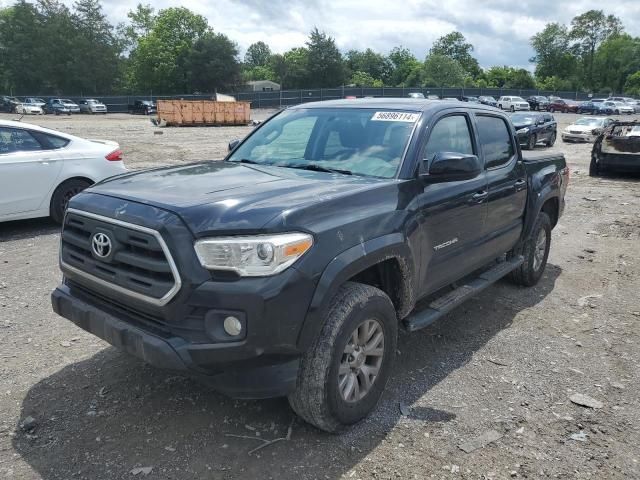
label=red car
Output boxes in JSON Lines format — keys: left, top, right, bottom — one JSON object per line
{"left": 547, "top": 99, "right": 580, "bottom": 113}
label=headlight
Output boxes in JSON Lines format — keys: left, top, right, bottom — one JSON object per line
{"left": 517, "top": 127, "right": 529, "bottom": 134}
{"left": 194, "top": 232, "right": 313, "bottom": 276}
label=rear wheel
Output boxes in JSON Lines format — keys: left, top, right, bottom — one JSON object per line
{"left": 288, "top": 282, "right": 397, "bottom": 433}
{"left": 510, "top": 105, "right": 515, "bottom": 112}
{"left": 563, "top": 108, "right": 568, "bottom": 113}
{"left": 508, "top": 212, "right": 551, "bottom": 287}
{"left": 548, "top": 107, "right": 555, "bottom": 113}
{"left": 50, "top": 178, "right": 91, "bottom": 224}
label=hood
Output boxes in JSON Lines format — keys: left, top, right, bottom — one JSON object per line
{"left": 87, "top": 161, "right": 392, "bottom": 235}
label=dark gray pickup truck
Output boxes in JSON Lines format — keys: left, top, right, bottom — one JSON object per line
{"left": 52, "top": 99, "right": 569, "bottom": 432}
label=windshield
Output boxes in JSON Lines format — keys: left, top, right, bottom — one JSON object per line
{"left": 227, "top": 108, "right": 419, "bottom": 178}
{"left": 511, "top": 113, "right": 536, "bottom": 124}
{"left": 575, "top": 118, "right": 602, "bottom": 126}
{"left": 512, "top": 97, "right": 526, "bottom": 102}
{"left": 62, "top": 99, "right": 74, "bottom": 104}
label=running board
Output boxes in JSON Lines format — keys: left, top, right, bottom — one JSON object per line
{"left": 403, "top": 256, "right": 524, "bottom": 333}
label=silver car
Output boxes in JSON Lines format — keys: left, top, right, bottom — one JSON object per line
{"left": 61, "top": 99, "right": 80, "bottom": 113}
{"left": 79, "top": 99, "right": 107, "bottom": 114}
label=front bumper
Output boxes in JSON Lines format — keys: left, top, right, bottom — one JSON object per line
{"left": 562, "top": 132, "right": 596, "bottom": 142}
{"left": 52, "top": 281, "right": 306, "bottom": 398}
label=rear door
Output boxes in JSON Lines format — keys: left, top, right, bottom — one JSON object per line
{"left": 0, "top": 127, "right": 63, "bottom": 217}
{"left": 414, "top": 111, "right": 489, "bottom": 295}
{"left": 474, "top": 114, "right": 527, "bottom": 258}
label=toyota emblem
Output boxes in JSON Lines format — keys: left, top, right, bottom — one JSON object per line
{"left": 91, "top": 232, "right": 112, "bottom": 258}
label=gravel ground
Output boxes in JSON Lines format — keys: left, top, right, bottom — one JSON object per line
{"left": 0, "top": 110, "right": 639, "bottom": 480}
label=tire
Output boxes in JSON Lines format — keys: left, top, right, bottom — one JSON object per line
{"left": 548, "top": 107, "right": 554, "bottom": 113}
{"left": 508, "top": 212, "right": 552, "bottom": 287}
{"left": 526, "top": 134, "right": 537, "bottom": 150}
{"left": 563, "top": 108, "right": 568, "bottom": 114}
{"left": 510, "top": 105, "right": 515, "bottom": 112}
{"left": 288, "top": 282, "right": 398, "bottom": 433}
{"left": 615, "top": 110, "right": 620, "bottom": 115}
{"left": 546, "top": 132, "right": 556, "bottom": 147}
{"left": 589, "top": 140, "right": 601, "bottom": 177}
{"left": 50, "top": 178, "right": 91, "bottom": 224}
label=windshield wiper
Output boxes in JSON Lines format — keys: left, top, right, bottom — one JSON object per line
{"left": 229, "top": 158, "right": 261, "bottom": 165}
{"left": 281, "top": 163, "right": 353, "bottom": 175}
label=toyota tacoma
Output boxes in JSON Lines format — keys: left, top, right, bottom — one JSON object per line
{"left": 52, "top": 99, "right": 568, "bottom": 432}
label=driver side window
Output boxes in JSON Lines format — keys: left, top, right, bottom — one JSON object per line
{"left": 423, "top": 115, "right": 474, "bottom": 161}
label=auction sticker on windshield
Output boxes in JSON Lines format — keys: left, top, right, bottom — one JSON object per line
{"left": 371, "top": 111, "right": 420, "bottom": 122}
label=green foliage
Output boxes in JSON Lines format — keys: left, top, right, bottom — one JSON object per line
{"left": 349, "top": 71, "right": 383, "bottom": 87}
{"left": 305, "top": 28, "right": 344, "bottom": 88}
{"left": 244, "top": 41, "right": 271, "bottom": 68}
{"left": 593, "top": 34, "right": 640, "bottom": 93}
{"left": 421, "top": 54, "right": 467, "bottom": 87}
{"left": 430, "top": 31, "right": 481, "bottom": 78}
{"left": 345, "top": 49, "right": 391, "bottom": 84}
{"left": 270, "top": 48, "right": 309, "bottom": 89}
{"left": 387, "top": 47, "right": 420, "bottom": 87}
{"left": 128, "top": 7, "right": 208, "bottom": 92}
{"left": 186, "top": 32, "right": 240, "bottom": 92}
{"left": 624, "top": 72, "right": 640, "bottom": 96}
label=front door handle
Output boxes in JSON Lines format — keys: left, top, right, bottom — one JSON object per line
{"left": 471, "top": 190, "right": 488, "bottom": 203}
{"left": 514, "top": 179, "right": 526, "bottom": 189}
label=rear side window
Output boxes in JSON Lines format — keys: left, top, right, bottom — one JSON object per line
{"left": 423, "top": 115, "right": 474, "bottom": 160}
{"left": 476, "top": 116, "right": 515, "bottom": 169}
{"left": 31, "top": 131, "right": 70, "bottom": 149}
{"left": 0, "top": 127, "right": 42, "bottom": 154}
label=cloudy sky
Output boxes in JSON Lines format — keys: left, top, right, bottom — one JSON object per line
{"left": 3, "top": 0, "right": 640, "bottom": 68}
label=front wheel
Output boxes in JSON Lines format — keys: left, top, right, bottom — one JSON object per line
{"left": 288, "top": 282, "right": 397, "bottom": 433}
{"left": 510, "top": 105, "right": 515, "bottom": 112}
{"left": 508, "top": 212, "right": 551, "bottom": 287}
{"left": 526, "top": 134, "right": 537, "bottom": 150}
{"left": 50, "top": 178, "right": 92, "bottom": 224}
{"left": 548, "top": 107, "right": 554, "bottom": 113}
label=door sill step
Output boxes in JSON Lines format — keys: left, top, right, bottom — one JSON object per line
{"left": 403, "top": 256, "right": 524, "bottom": 333}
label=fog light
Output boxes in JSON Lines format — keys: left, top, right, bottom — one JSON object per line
{"left": 223, "top": 316, "right": 243, "bottom": 336}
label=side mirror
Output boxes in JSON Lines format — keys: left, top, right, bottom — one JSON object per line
{"left": 421, "top": 152, "right": 482, "bottom": 183}
{"left": 228, "top": 139, "right": 240, "bottom": 152}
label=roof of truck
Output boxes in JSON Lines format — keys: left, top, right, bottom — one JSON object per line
{"left": 290, "top": 97, "right": 501, "bottom": 113}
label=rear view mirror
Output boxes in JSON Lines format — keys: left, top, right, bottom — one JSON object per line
{"left": 228, "top": 139, "right": 240, "bottom": 152}
{"left": 421, "top": 152, "right": 482, "bottom": 183}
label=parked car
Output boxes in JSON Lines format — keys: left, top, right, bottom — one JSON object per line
{"left": 443, "top": 97, "right": 459, "bottom": 101}
{"left": 547, "top": 99, "right": 579, "bottom": 113}
{"left": 79, "top": 99, "right": 107, "bottom": 114}
{"left": 44, "top": 99, "right": 72, "bottom": 115}
{"left": 23, "top": 97, "right": 46, "bottom": 107}
{"left": 611, "top": 101, "right": 635, "bottom": 115}
{"left": 607, "top": 96, "right": 639, "bottom": 111}
{"left": 478, "top": 96, "right": 497, "bottom": 107}
{"left": 459, "top": 96, "right": 480, "bottom": 103}
{"left": 596, "top": 101, "right": 618, "bottom": 115}
{"left": 128, "top": 100, "right": 156, "bottom": 115}
{"left": 426, "top": 95, "right": 440, "bottom": 100}
{"left": 591, "top": 121, "right": 640, "bottom": 176}
{"left": 407, "top": 92, "right": 425, "bottom": 99}
{"left": 497, "top": 96, "right": 530, "bottom": 111}
{"left": 15, "top": 101, "right": 43, "bottom": 115}
{"left": 561, "top": 116, "right": 614, "bottom": 143}
{"left": 0, "top": 96, "right": 21, "bottom": 113}
{"left": 577, "top": 101, "right": 601, "bottom": 115}
{"left": 510, "top": 112, "right": 557, "bottom": 149}
{"left": 60, "top": 99, "right": 80, "bottom": 113}
{"left": 526, "top": 96, "right": 549, "bottom": 111}
{"left": 0, "top": 119, "right": 127, "bottom": 223}
{"left": 51, "top": 98, "right": 568, "bottom": 432}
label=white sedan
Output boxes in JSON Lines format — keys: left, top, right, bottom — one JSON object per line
{"left": 0, "top": 120, "right": 127, "bottom": 223}
{"left": 16, "top": 102, "right": 44, "bottom": 115}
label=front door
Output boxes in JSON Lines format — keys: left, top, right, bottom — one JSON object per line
{"left": 414, "top": 112, "right": 489, "bottom": 296}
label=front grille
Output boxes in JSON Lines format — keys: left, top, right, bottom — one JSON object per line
{"left": 60, "top": 209, "right": 180, "bottom": 305}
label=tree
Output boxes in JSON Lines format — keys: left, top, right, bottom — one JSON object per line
{"left": 128, "top": 7, "right": 208, "bottom": 92}
{"left": 305, "top": 28, "right": 344, "bottom": 87}
{"left": 345, "top": 48, "right": 391, "bottom": 84}
{"left": 387, "top": 46, "right": 420, "bottom": 86}
{"left": 570, "top": 10, "right": 623, "bottom": 88}
{"left": 120, "top": 3, "right": 155, "bottom": 49}
{"left": 244, "top": 41, "right": 271, "bottom": 68}
{"left": 422, "top": 54, "right": 466, "bottom": 87}
{"left": 530, "top": 23, "right": 578, "bottom": 81}
{"left": 594, "top": 34, "right": 640, "bottom": 93}
{"left": 349, "top": 71, "right": 383, "bottom": 87}
{"left": 624, "top": 71, "right": 640, "bottom": 95}
{"left": 430, "top": 31, "right": 481, "bottom": 78}
{"left": 271, "top": 48, "right": 309, "bottom": 88}
{"left": 186, "top": 32, "right": 240, "bottom": 92}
